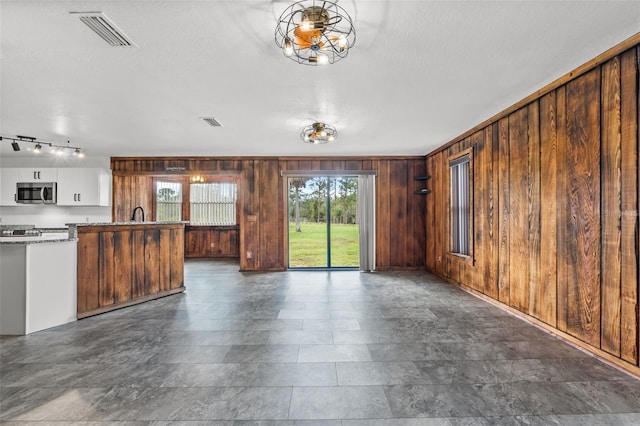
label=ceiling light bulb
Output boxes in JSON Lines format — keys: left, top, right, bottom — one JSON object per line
{"left": 316, "top": 55, "right": 329, "bottom": 65}
{"left": 337, "top": 35, "right": 347, "bottom": 51}
{"left": 283, "top": 37, "right": 294, "bottom": 56}
{"left": 34, "top": 144, "right": 42, "bottom": 153}
{"left": 299, "top": 20, "right": 312, "bottom": 31}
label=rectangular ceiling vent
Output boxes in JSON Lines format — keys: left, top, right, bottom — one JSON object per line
{"left": 202, "top": 117, "right": 222, "bottom": 127}
{"left": 70, "top": 11, "right": 136, "bottom": 47}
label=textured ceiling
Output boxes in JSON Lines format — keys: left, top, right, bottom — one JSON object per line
{"left": 1, "top": 0, "right": 639, "bottom": 160}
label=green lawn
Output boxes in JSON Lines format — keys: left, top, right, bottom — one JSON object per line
{"left": 288, "top": 222, "right": 359, "bottom": 268}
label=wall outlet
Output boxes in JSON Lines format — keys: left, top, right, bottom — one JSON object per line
{"left": 210, "top": 243, "right": 215, "bottom": 248}
{"left": 438, "top": 256, "right": 442, "bottom": 262}
{"left": 247, "top": 251, "right": 252, "bottom": 259}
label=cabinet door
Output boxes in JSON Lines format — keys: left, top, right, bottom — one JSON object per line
{"left": 57, "top": 168, "right": 110, "bottom": 206}
{"left": 0, "top": 169, "right": 20, "bottom": 205}
{"left": 19, "top": 168, "right": 57, "bottom": 182}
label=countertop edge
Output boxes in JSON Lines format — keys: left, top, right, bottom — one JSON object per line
{"left": 69, "top": 221, "right": 189, "bottom": 226}
{"left": 0, "top": 237, "right": 78, "bottom": 245}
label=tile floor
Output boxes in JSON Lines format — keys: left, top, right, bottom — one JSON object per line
{"left": 2, "top": 259, "right": 640, "bottom": 425}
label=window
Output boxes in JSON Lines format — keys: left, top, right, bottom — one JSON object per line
{"left": 190, "top": 182, "right": 237, "bottom": 225}
{"left": 450, "top": 154, "right": 470, "bottom": 256}
{"left": 156, "top": 181, "right": 182, "bottom": 221}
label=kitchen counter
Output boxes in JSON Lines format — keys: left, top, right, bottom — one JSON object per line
{"left": 0, "top": 239, "right": 77, "bottom": 334}
{"left": 75, "top": 221, "right": 185, "bottom": 318}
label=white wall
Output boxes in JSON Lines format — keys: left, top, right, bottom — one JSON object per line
{"left": 0, "top": 155, "right": 112, "bottom": 227}
{"left": 0, "top": 205, "right": 111, "bottom": 227}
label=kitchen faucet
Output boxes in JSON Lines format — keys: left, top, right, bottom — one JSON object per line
{"left": 131, "top": 206, "right": 145, "bottom": 222}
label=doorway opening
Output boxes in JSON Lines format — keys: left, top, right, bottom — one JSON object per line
{"left": 288, "top": 176, "right": 359, "bottom": 269}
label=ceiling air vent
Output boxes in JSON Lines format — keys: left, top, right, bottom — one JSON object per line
{"left": 70, "top": 12, "right": 136, "bottom": 47}
{"left": 201, "top": 117, "right": 222, "bottom": 127}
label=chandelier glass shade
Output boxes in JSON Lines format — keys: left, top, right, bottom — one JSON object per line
{"left": 301, "top": 122, "right": 337, "bottom": 144}
{"left": 275, "top": 0, "right": 356, "bottom": 65}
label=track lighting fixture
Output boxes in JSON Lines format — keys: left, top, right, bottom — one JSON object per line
{"left": 1, "top": 135, "right": 84, "bottom": 158}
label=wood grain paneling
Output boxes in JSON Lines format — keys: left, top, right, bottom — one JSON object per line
{"left": 527, "top": 102, "right": 541, "bottom": 318}
{"left": 538, "top": 91, "right": 558, "bottom": 326}
{"left": 99, "top": 232, "right": 115, "bottom": 307}
{"left": 113, "top": 230, "right": 132, "bottom": 302}
{"left": 484, "top": 124, "right": 499, "bottom": 298}
{"left": 185, "top": 226, "right": 239, "bottom": 258}
{"left": 170, "top": 227, "right": 184, "bottom": 289}
{"left": 563, "top": 68, "right": 601, "bottom": 347}
{"left": 497, "top": 117, "right": 510, "bottom": 304}
{"left": 113, "top": 156, "right": 426, "bottom": 271}
{"left": 76, "top": 223, "right": 185, "bottom": 318}
{"left": 424, "top": 156, "right": 438, "bottom": 271}
{"left": 77, "top": 232, "right": 99, "bottom": 313}
{"left": 132, "top": 230, "right": 145, "bottom": 299}
{"left": 556, "top": 85, "right": 569, "bottom": 333}
{"left": 424, "top": 41, "right": 640, "bottom": 374}
{"left": 144, "top": 230, "right": 160, "bottom": 296}
{"left": 159, "top": 228, "right": 171, "bottom": 292}
{"left": 620, "top": 48, "right": 639, "bottom": 365}
{"left": 508, "top": 107, "right": 530, "bottom": 313}
{"left": 600, "top": 56, "right": 622, "bottom": 356}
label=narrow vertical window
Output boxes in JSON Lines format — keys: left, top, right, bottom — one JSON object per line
{"left": 450, "top": 155, "right": 470, "bottom": 256}
{"left": 190, "top": 182, "right": 237, "bottom": 225}
{"left": 156, "top": 181, "right": 182, "bottom": 221}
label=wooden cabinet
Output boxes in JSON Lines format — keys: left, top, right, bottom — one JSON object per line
{"left": 76, "top": 222, "right": 185, "bottom": 318}
{"left": 0, "top": 168, "right": 19, "bottom": 205}
{"left": 185, "top": 225, "right": 239, "bottom": 258}
{"left": 19, "top": 168, "right": 57, "bottom": 182}
{"left": 57, "top": 168, "right": 111, "bottom": 206}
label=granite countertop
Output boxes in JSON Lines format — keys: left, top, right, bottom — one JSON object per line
{"left": 69, "top": 221, "right": 189, "bottom": 226}
{"left": 0, "top": 233, "right": 77, "bottom": 245}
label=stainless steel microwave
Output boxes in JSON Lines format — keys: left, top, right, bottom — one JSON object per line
{"left": 16, "top": 182, "right": 57, "bottom": 204}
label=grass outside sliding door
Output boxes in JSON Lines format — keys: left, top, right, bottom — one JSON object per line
{"left": 288, "top": 222, "right": 359, "bottom": 267}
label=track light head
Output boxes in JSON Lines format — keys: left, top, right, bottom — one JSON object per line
{"left": 11, "top": 142, "right": 20, "bottom": 151}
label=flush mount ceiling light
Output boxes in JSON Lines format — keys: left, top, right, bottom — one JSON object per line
{"left": 275, "top": 0, "right": 356, "bottom": 65}
{"left": 301, "top": 122, "right": 337, "bottom": 144}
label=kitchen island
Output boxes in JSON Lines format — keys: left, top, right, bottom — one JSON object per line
{"left": 72, "top": 221, "right": 185, "bottom": 318}
{"left": 0, "top": 232, "right": 77, "bottom": 335}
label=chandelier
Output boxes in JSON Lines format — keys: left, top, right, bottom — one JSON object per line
{"left": 275, "top": 0, "right": 356, "bottom": 65}
{"left": 301, "top": 122, "right": 337, "bottom": 144}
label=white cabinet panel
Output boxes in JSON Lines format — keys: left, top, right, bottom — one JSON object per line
{"left": 18, "top": 168, "right": 57, "bottom": 182}
{"left": 0, "top": 168, "right": 20, "bottom": 205}
{"left": 57, "top": 168, "right": 111, "bottom": 206}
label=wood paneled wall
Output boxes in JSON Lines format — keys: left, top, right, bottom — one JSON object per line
{"left": 425, "top": 44, "right": 640, "bottom": 373}
{"left": 77, "top": 223, "right": 185, "bottom": 318}
{"left": 111, "top": 156, "right": 426, "bottom": 271}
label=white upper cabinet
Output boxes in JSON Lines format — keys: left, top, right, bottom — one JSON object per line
{"left": 0, "top": 168, "right": 20, "bottom": 205}
{"left": 57, "top": 168, "right": 111, "bottom": 206}
{"left": 19, "top": 168, "right": 58, "bottom": 182}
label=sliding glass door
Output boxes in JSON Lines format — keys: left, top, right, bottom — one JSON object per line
{"left": 288, "top": 176, "right": 359, "bottom": 269}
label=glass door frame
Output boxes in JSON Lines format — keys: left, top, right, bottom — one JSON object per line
{"left": 284, "top": 171, "right": 368, "bottom": 271}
